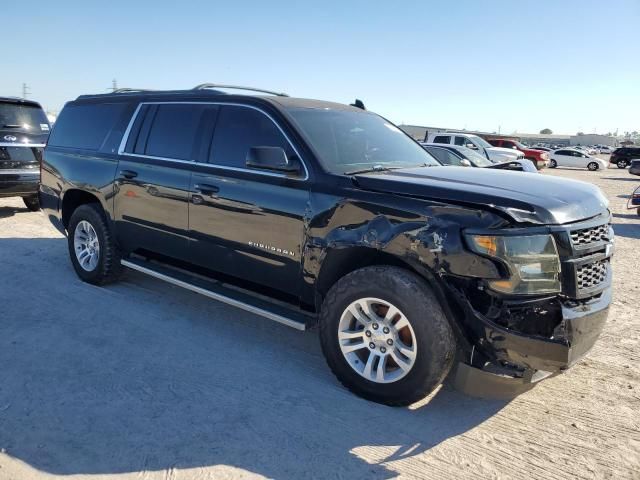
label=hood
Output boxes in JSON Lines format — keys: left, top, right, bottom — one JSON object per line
{"left": 354, "top": 166, "right": 609, "bottom": 225}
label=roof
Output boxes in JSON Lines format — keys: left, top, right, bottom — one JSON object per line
{"left": 75, "top": 86, "right": 363, "bottom": 112}
{"left": 0, "top": 96, "right": 42, "bottom": 108}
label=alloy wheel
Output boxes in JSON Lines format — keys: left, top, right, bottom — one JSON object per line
{"left": 74, "top": 220, "right": 100, "bottom": 272}
{"left": 338, "top": 297, "right": 417, "bottom": 384}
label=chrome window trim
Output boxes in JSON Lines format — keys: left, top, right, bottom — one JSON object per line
{"left": 117, "top": 101, "right": 309, "bottom": 181}
{"left": 0, "top": 143, "right": 46, "bottom": 148}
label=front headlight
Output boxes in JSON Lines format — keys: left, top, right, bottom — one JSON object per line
{"left": 541, "top": 153, "right": 549, "bottom": 160}
{"left": 466, "top": 234, "right": 561, "bottom": 295}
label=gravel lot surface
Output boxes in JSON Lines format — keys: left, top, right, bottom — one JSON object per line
{"left": 0, "top": 165, "right": 638, "bottom": 479}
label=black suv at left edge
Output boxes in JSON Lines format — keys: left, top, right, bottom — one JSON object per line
{"left": 0, "top": 97, "right": 50, "bottom": 210}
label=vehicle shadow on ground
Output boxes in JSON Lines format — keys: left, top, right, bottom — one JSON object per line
{"left": 612, "top": 214, "right": 640, "bottom": 239}
{"left": 602, "top": 177, "right": 639, "bottom": 182}
{"left": 0, "top": 237, "right": 508, "bottom": 479}
{"left": 0, "top": 205, "right": 28, "bottom": 219}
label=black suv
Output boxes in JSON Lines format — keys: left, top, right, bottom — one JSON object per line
{"left": 41, "top": 85, "right": 613, "bottom": 405}
{"left": 610, "top": 147, "right": 640, "bottom": 169}
{"left": 0, "top": 97, "right": 50, "bottom": 210}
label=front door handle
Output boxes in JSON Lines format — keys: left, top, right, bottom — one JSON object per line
{"left": 194, "top": 183, "right": 220, "bottom": 196}
{"left": 119, "top": 169, "right": 138, "bottom": 179}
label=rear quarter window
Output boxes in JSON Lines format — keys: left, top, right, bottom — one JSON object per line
{"left": 48, "top": 103, "right": 129, "bottom": 150}
{"left": 433, "top": 135, "right": 450, "bottom": 144}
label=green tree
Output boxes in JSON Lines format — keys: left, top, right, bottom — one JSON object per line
{"left": 540, "top": 128, "right": 553, "bottom": 134}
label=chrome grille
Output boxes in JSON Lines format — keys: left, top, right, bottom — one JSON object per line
{"left": 577, "top": 259, "right": 608, "bottom": 291}
{"left": 570, "top": 224, "right": 609, "bottom": 246}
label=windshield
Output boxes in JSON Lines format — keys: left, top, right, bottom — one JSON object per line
{"left": 468, "top": 135, "right": 492, "bottom": 149}
{"left": 450, "top": 146, "right": 493, "bottom": 167}
{"left": 287, "top": 108, "right": 440, "bottom": 174}
{"left": 0, "top": 103, "right": 50, "bottom": 132}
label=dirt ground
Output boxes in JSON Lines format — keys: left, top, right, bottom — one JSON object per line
{"left": 0, "top": 165, "right": 638, "bottom": 479}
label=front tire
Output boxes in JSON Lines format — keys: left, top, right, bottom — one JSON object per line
{"left": 587, "top": 161, "right": 599, "bottom": 171}
{"left": 22, "top": 195, "right": 40, "bottom": 211}
{"left": 67, "top": 203, "right": 123, "bottom": 285}
{"left": 319, "top": 266, "right": 455, "bottom": 406}
{"left": 617, "top": 160, "right": 627, "bottom": 169}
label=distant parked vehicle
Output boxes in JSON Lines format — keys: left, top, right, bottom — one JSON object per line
{"left": 627, "top": 184, "right": 640, "bottom": 216}
{"left": 598, "top": 146, "right": 613, "bottom": 154}
{"left": 420, "top": 143, "right": 537, "bottom": 172}
{"left": 630, "top": 159, "right": 640, "bottom": 176}
{"left": 574, "top": 146, "right": 597, "bottom": 155}
{"left": 0, "top": 97, "right": 50, "bottom": 210}
{"left": 425, "top": 132, "right": 525, "bottom": 163}
{"left": 610, "top": 147, "right": 640, "bottom": 168}
{"left": 549, "top": 149, "right": 608, "bottom": 171}
{"left": 532, "top": 146, "right": 553, "bottom": 152}
{"left": 487, "top": 139, "right": 548, "bottom": 169}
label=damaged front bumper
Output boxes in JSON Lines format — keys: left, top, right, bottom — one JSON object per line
{"left": 454, "top": 281, "right": 611, "bottom": 399}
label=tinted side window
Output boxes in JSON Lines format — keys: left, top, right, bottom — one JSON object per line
{"left": 454, "top": 136, "right": 467, "bottom": 146}
{"left": 209, "top": 105, "right": 292, "bottom": 168}
{"left": 145, "top": 104, "right": 208, "bottom": 160}
{"left": 433, "top": 135, "right": 450, "bottom": 144}
{"left": 556, "top": 150, "right": 570, "bottom": 155}
{"left": 48, "top": 103, "right": 128, "bottom": 150}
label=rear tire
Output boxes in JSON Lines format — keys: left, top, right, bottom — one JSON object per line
{"left": 550, "top": 159, "right": 557, "bottom": 168}
{"left": 617, "top": 160, "right": 627, "bottom": 169}
{"left": 22, "top": 195, "right": 40, "bottom": 211}
{"left": 587, "top": 162, "right": 599, "bottom": 171}
{"left": 67, "top": 203, "right": 123, "bottom": 285}
{"left": 319, "top": 266, "right": 455, "bottom": 406}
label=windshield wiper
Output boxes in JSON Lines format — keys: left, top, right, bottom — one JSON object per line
{"left": 346, "top": 163, "right": 436, "bottom": 175}
{"left": 345, "top": 165, "right": 404, "bottom": 175}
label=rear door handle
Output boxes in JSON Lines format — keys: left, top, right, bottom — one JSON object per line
{"left": 119, "top": 169, "right": 138, "bottom": 179}
{"left": 193, "top": 183, "right": 219, "bottom": 195}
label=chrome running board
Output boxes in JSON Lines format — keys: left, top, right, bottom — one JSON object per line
{"left": 121, "top": 258, "right": 308, "bottom": 331}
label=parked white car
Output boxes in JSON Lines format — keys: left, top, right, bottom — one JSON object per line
{"left": 425, "top": 132, "right": 524, "bottom": 163}
{"left": 599, "top": 146, "right": 614, "bottom": 154}
{"left": 549, "top": 148, "right": 609, "bottom": 171}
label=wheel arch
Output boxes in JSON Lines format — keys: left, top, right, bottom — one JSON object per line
{"left": 316, "top": 247, "right": 417, "bottom": 300}
{"left": 61, "top": 189, "right": 104, "bottom": 230}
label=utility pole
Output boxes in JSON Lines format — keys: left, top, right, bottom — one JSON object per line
{"left": 22, "top": 83, "right": 30, "bottom": 98}
{"left": 111, "top": 79, "right": 118, "bottom": 92}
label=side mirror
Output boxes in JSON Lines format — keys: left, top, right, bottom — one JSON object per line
{"left": 246, "top": 146, "right": 301, "bottom": 174}
{"left": 460, "top": 159, "right": 472, "bottom": 167}
{"left": 512, "top": 146, "right": 518, "bottom": 149}
{"left": 466, "top": 143, "right": 477, "bottom": 150}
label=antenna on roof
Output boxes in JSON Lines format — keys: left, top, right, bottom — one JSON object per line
{"left": 350, "top": 99, "right": 366, "bottom": 110}
{"left": 193, "top": 84, "right": 289, "bottom": 97}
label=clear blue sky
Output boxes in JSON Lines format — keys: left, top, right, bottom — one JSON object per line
{"left": 3, "top": 0, "right": 638, "bottom": 135}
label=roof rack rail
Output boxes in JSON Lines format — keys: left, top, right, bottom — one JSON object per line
{"left": 193, "top": 84, "right": 289, "bottom": 97}
{"left": 112, "top": 88, "right": 155, "bottom": 94}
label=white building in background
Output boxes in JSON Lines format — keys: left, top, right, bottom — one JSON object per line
{"left": 569, "top": 133, "right": 618, "bottom": 147}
